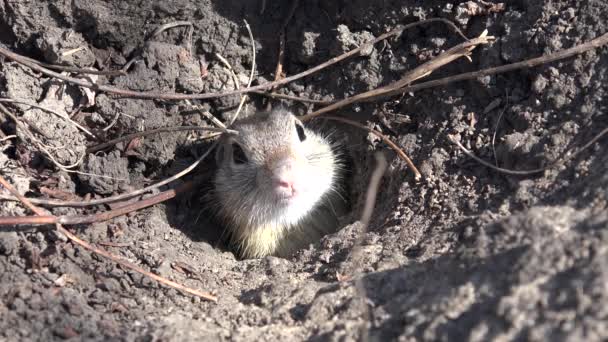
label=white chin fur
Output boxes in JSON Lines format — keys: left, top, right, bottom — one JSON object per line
{"left": 269, "top": 176, "right": 332, "bottom": 227}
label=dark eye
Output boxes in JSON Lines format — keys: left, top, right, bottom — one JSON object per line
{"left": 295, "top": 123, "right": 306, "bottom": 142}
{"left": 232, "top": 143, "right": 248, "bottom": 164}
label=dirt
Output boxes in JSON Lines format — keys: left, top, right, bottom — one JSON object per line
{"left": 1, "top": 0, "right": 607, "bottom": 341}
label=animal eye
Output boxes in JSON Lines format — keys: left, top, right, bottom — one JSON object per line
{"left": 295, "top": 123, "right": 306, "bottom": 142}
{"left": 232, "top": 143, "right": 248, "bottom": 164}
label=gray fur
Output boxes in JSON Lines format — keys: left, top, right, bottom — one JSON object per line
{"left": 212, "top": 110, "right": 347, "bottom": 258}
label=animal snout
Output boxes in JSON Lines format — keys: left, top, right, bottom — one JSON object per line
{"left": 276, "top": 178, "right": 294, "bottom": 191}
{"left": 270, "top": 157, "right": 298, "bottom": 197}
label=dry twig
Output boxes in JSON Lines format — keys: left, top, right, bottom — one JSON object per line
{"left": 359, "top": 153, "right": 388, "bottom": 232}
{"left": 0, "top": 175, "right": 216, "bottom": 301}
{"left": 0, "top": 135, "right": 17, "bottom": 142}
{"left": 149, "top": 21, "right": 193, "bottom": 39}
{"left": 0, "top": 19, "right": 464, "bottom": 101}
{"left": 0, "top": 102, "right": 88, "bottom": 171}
{"left": 300, "top": 31, "right": 495, "bottom": 121}
{"left": 294, "top": 33, "right": 608, "bottom": 121}
{"left": 245, "top": 32, "right": 608, "bottom": 111}
{"left": 86, "top": 125, "right": 231, "bottom": 154}
{"left": 381, "top": 32, "right": 608, "bottom": 101}
{"left": 339, "top": 152, "right": 388, "bottom": 340}
{"left": 148, "top": 21, "right": 194, "bottom": 56}
{"left": 263, "top": 0, "right": 299, "bottom": 111}
{"left": 0, "top": 179, "right": 194, "bottom": 226}
{"left": 0, "top": 98, "right": 96, "bottom": 138}
{"left": 18, "top": 54, "right": 127, "bottom": 76}
{"left": 252, "top": 91, "right": 332, "bottom": 105}
{"left": 228, "top": 19, "right": 256, "bottom": 126}
{"left": 323, "top": 116, "right": 421, "bottom": 180}
{"left": 1, "top": 140, "right": 219, "bottom": 208}
{"left": 491, "top": 91, "right": 509, "bottom": 166}
{"left": 447, "top": 126, "right": 608, "bottom": 175}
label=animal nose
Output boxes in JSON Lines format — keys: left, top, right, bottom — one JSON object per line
{"left": 270, "top": 157, "right": 298, "bottom": 195}
{"left": 275, "top": 175, "right": 296, "bottom": 196}
{"left": 277, "top": 179, "right": 293, "bottom": 190}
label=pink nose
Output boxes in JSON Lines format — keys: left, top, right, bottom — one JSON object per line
{"left": 276, "top": 178, "right": 296, "bottom": 196}
{"left": 271, "top": 158, "right": 297, "bottom": 196}
{"left": 277, "top": 179, "right": 294, "bottom": 190}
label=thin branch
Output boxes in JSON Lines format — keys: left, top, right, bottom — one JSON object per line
{"left": 0, "top": 103, "right": 117, "bottom": 180}
{"left": 252, "top": 91, "right": 332, "bottom": 105}
{"left": 360, "top": 153, "right": 388, "bottom": 227}
{"left": 0, "top": 98, "right": 96, "bottom": 139}
{"left": 0, "top": 19, "right": 465, "bottom": 101}
{"left": 0, "top": 135, "right": 17, "bottom": 142}
{"left": 188, "top": 105, "right": 226, "bottom": 130}
{"left": 0, "top": 176, "right": 47, "bottom": 216}
{"left": 86, "top": 125, "right": 231, "bottom": 154}
{"left": 0, "top": 102, "right": 88, "bottom": 171}
{"left": 0, "top": 215, "right": 58, "bottom": 226}
{"left": 381, "top": 32, "right": 608, "bottom": 100}
{"left": 448, "top": 134, "right": 547, "bottom": 175}
{"left": 340, "top": 152, "right": 388, "bottom": 340}
{"left": 148, "top": 21, "right": 193, "bottom": 39}
{"left": 492, "top": 90, "right": 509, "bottom": 166}
{"left": 301, "top": 31, "right": 495, "bottom": 121}
{"left": 0, "top": 178, "right": 192, "bottom": 226}
{"left": 2, "top": 140, "right": 219, "bottom": 208}
{"left": 300, "top": 32, "right": 608, "bottom": 121}
{"left": 447, "top": 126, "right": 608, "bottom": 175}
{"left": 263, "top": 0, "right": 299, "bottom": 111}
{"left": 56, "top": 224, "right": 216, "bottom": 301}
{"left": 19, "top": 55, "right": 126, "bottom": 76}
{"left": 147, "top": 21, "right": 195, "bottom": 56}
{"left": 323, "top": 116, "right": 421, "bottom": 180}
{"left": 0, "top": 175, "right": 216, "bottom": 301}
{"left": 215, "top": 53, "right": 242, "bottom": 94}
{"left": 61, "top": 46, "right": 86, "bottom": 57}
{"left": 228, "top": 19, "right": 257, "bottom": 126}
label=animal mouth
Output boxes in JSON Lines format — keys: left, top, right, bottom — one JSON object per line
{"left": 268, "top": 155, "right": 302, "bottom": 204}
{"left": 272, "top": 176, "right": 299, "bottom": 203}
{"left": 275, "top": 188, "right": 298, "bottom": 202}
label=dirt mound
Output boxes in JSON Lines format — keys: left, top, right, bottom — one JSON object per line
{"left": 1, "top": 1, "right": 607, "bottom": 341}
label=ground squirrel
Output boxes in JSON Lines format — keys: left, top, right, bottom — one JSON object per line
{"left": 212, "top": 109, "right": 349, "bottom": 259}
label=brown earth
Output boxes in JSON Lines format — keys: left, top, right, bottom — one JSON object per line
{"left": 1, "top": 1, "right": 607, "bottom": 341}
